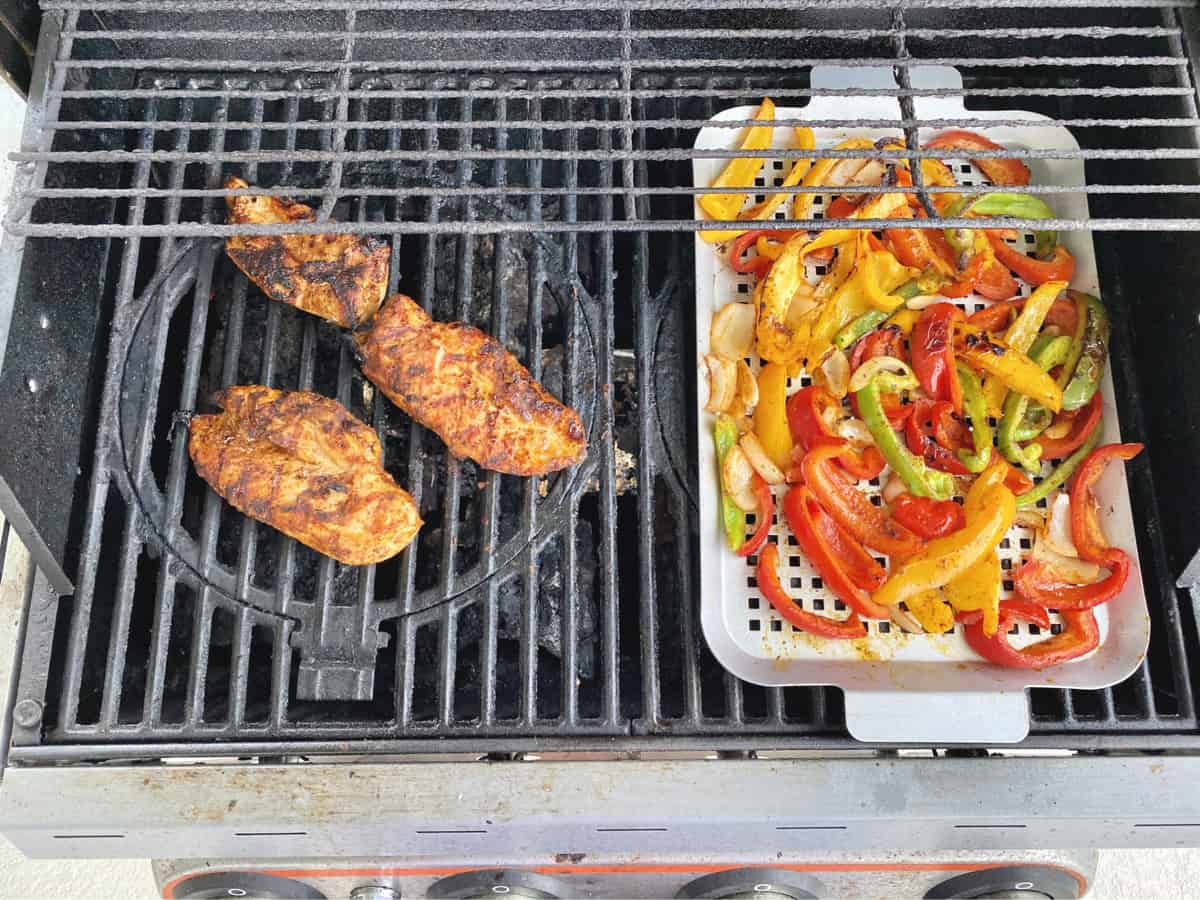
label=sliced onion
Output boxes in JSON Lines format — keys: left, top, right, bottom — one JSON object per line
{"left": 722, "top": 444, "right": 759, "bottom": 512}
{"left": 735, "top": 359, "right": 759, "bottom": 415}
{"left": 739, "top": 432, "right": 786, "bottom": 485}
{"left": 703, "top": 354, "right": 738, "bottom": 414}
{"left": 1015, "top": 508, "right": 1046, "bottom": 530}
{"left": 1032, "top": 533, "right": 1102, "bottom": 584}
{"left": 848, "top": 355, "right": 915, "bottom": 394}
{"left": 1044, "top": 492, "right": 1079, "bottom": 558}
{"left": 890, "top": 603, "right": 924, "bottom": 634}
{"left": 735, "top": 414, "right": 756, "bottom": 434}
{"left": 835, "top": 415, "right": 876, "bottom": 448}
{"left": 882, "top": 473, "right": 907, "bottom": 505}
{"left": 1043, "top": 414, "right": 1073, "bottom": 440}
{"left": 847, "top": 159, "right": 887, "bottom": 187}
{"left": 823, "top": 157, "right": 872, "bottom": 188}
{"left": 710, "top": 302, "right": 756, "bottom": 360}
{"left": 904, "top": 294, "right": 944, "bottom": 310}
{"left": 817, "top": 349, "right": 850, "bottom": 399}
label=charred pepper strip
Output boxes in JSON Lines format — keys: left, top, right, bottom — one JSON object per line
{"left": 1008, "top": 334, "right": 1071, "bottom": 444}
{"left": 1061, "top": 293, "right": 1111, "bottom": 411}
{"left": 714, "top": 414, "right": 745, "bottom": 553}
{"left": 1014, "top": 423, "right": 1102, "bottom": 509}
{"left": 955, "top": 363, "right": 993, "bottom": 473}
{"left": 856, "top": 370, "right": 957, "bottom": 501}
{"left": 1056, "top": 290, "right": 1090, "bottom": 391}
{"left": 833, "top": 280, "right": 922, "bottom": 351}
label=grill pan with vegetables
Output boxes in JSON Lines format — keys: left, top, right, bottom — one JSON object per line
{"left": 694, "top": 69, "right": 1149, "bottom": 744}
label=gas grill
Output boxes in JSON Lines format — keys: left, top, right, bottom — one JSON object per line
{"left": 2, "top": 2, "right": 1200, "bottom": 897}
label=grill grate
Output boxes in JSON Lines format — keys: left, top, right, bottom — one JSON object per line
{"left": 4, "top": 0, "right": 1200, "bottom": 756}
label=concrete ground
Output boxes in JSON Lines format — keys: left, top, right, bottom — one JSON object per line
{"left": 0, "top": 58, "right": 1197, "bottom": 900}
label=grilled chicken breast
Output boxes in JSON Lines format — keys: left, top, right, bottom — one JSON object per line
{"left": 189, "top": 385, "right": 421, "bottom": 565}
{"left": 224, "top": 176, "right": 389, "bottom": 328}
{"left": 356, "top": 294, "right": 587, "bottom": 476}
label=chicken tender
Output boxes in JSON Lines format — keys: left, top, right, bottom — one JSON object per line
{"left": 355, "top": 294, "right": 587, "bottom": 476}
{"left": 189, "top": 385, "right": 421, "bottom": 565}
{"left": 224, "top": 176, "right": 389, "bottom": 327}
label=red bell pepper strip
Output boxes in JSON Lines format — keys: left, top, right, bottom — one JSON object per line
{"left": 787, "top": 386, "right": 886, "bottom": 481}
{"left": 911, "top": 303, "right": 965, "bottom": 413}
{"left": 987, "top": 232, "right": 1076, "bottom": 285}
{"left": 1003, "top": 463, "right": 1036, "bottom": 495}
{"left": 905, "top": 398, "right": 972, "bottom": 476}
{"left": 891, "top": 492, "right": 966, "bottom": 539}
{"left": 1035, "top": 392, "right": 1102, "bottom": 460}
{"left": 800, "top": 440, "right": 923, "bottom": 559}
{"left": 973, "top": 253, "right": 1021, "bottom": 301}
{"left": 735, "top": 475, "right": 775, "bottom": 559}
{"left": 1013, "top": 442, "right": 1143, "bottom": 610}
{"left": 784, "top": 485, "right": 888, "bottom": 603}
{"left": 957, "top": 599, "right": 1052, "bottom": 630}
{"left": 731, "top": 229, "right": 792, "bottom": 278}
{"left": 964, "top": 608, "right": 1100, "bottom": 669}
{"left": 757, "top": 540, "right": 869, "bottom": 638}
{"left": 825, "top": 195, "right": 861, "bottom": 220}
{"left": 967, "top": 295, "right": 1079, "bottom": 335}
{"left": 924, "top": 130, "right": 1031, "bottom": 187}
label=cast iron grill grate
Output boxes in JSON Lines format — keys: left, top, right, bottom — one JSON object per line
{"left": 5, "top": 0, "right": 1200, "bottom": 758}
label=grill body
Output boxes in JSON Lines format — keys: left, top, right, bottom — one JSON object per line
{"left": 1, "top": 0, "right": 1200, "bottom": 809}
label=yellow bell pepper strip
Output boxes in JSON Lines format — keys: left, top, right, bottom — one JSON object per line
{"left": 944, "top": 550, "right": 1002, "bottom": 636}
{"left": 799, "top": 191, "right": 909, "bottom": 258}
{"left": 698, "top": 97, "right": 776, "bottom": 222}
{"left": 792, "top": 137, "right": 876, "bottom": 221}
{"left": 872, "top": 459, "right": 1017, "bottom": 610}
{"left": 699, "top": 126, "right": 816, "bottom": 243}
{"left": 904, "top": 589, "right": 955, "bottom": 634}
{"left": 803, "top": 234, "right": 918, "bottom": 367}
{"left": 859, "top": 236, "right": 921, "bottom": 313}
{"left": 755, "top": 232, "right": 810, "bottom": 365}
{"left": 956, "top": 324, "right": 1063, "bottom": 413}
{"left": 940, "top": 462, "right": 1008, "bottom": 635}
{"left": 713, "top": 414, "right": 745, "bottom": 553}
{"left": 980, "top": 279, "right": 1067, "bottom": 414}
{"left": 855, "top": 368, "right": 956, "bottom": 501}
{"left": 754, "top": 363, "right": 794, "bottom": 471}
{"left": 884, "top": 305, "right": 921, "bottom": 335}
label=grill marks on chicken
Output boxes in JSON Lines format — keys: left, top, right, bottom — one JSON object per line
{"left": 223, "top": 176, "right": 389, "bottom": 328}
{"left": 189, "top": 386, "right": 421, "bottom": 566}
{"left": 356, "top": 294, "right": 588, "bottom": 476}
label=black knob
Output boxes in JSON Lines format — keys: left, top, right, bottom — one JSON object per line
{"left": 924, "top": 866, "right": 1080, "bottom": 899}
{"left": 675, "top": 868, "right": 823, "bottom": 899}
{"left": 172, "top": 872, "right": 326, "bottom": 900}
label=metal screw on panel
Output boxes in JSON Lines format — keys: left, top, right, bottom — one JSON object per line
{"left": 13, "top": 699, "right": 43, "bottom": 729}
{"left": 350, "top": 887, "right": 400, "bottom": 900}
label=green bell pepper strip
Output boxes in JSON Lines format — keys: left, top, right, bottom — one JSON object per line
{"left": 999, "top": 335, "right": 1073, "bottom": 472}
{"left": 1056, "top": 290, "right": 1090, "bottom": 390}
{"left": 714, "top": 414, "right": 745, "bottom": 553}
{"left": 855, "top": 373, "right": 956, "bottom": 501}
{"left": 1011, "top": 334, "right": 1073, "bottom": 442}
{"left": 1061, "top": 293, "right": 1110, "bottom": 412}
{"left": 833, "top": 280, "right": 922, "bottom": 351}
{"left": 954, "top": 363, "right": 993, "bottom": 473}
{"left": 834, "top": 310, "right": 889, "bottom": 351}
{"left": 943, "top": 192, "right": 1059, "bottom": 260}
{"left": 1014, "top": 423, "right": 1103, "bottom": 509}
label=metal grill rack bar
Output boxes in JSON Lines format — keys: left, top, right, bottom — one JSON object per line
{"left": 3, "top": 0, "right": 1200, "bottom": 757}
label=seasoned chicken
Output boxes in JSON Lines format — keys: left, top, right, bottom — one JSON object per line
{"left": 224, "top": 176, "right": 389, "bottom": 328}
{"left": 355, "top": 294, "right": 587, "bottom": 476}
{"left": 189, "top": 385, "right": 421, "bottom": 565}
